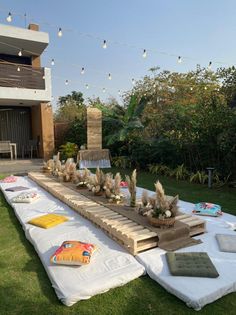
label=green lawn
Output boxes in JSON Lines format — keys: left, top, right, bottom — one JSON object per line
{"left": 1, "top": 170, "right": 236, "bottom": 315}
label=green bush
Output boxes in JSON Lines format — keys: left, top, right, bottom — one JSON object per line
{"left": 59, "top": 142, "right": 78, "bottom": 160}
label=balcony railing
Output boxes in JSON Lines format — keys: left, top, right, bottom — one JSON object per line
{"left": 0, "top": 62, "right": 45, "bottom": 90}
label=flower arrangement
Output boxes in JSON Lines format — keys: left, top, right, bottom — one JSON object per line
{"left": 104, "top": 172, "right": 123, "bottom": 204}
{"left": 75, "top": 168, "right": 91, "bottom": 188}
{"left": 125, "top": 169, "right": 137, "bottom": 207}
{"left": 139, "top": 181, "right": 179, "bottom": 227}
{"left": 87, "top": 167, "right": 106, "bottom": 195}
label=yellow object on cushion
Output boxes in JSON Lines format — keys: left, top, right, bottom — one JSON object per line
{"left": 50, "top": 240, "right": 97, "bottom": 265}
{"left": 28, "top": 214, "right": 68, "bottom": 229}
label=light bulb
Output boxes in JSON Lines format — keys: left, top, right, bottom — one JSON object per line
{"left": 51, "top": 96, "right": 54, "bottom": 101}
{"left": 65, "top": 80, "right": 69, "bottom": 85}
{"left": 18, "top": 49, "right": 22, "bottom": 57}
{"left": 204, "top": 86, "right": 207, "bottom": 90}
{"left": 190, "top": 87, "right": 193, "bottom": 91}
{"left": 6, "top": 12, "right": 12, "bottom": 22}
{"left": 142, "top": 49, "right": 147, "bottom": 58}
{"left": 132, "top": 78, "right": 135, "bottom": 85}
{"left": 58, "top": 28, "right": 63, "bottom": 37}
{"left": 17, "top": 66, "right": 20, "bottom": 72}
{"left": 81, "top": 67, "right": 85, "bottom": 75}
{"left": 178, "top": 56, "right": 182, "bottom": 63}
{"left": 118, "top": 90, "right": 121, "bottom": 96}
{"left": 108, "top": 73, "right": 112, "bottom": 80}
{"left": 102, "top": 40, "right": 107, "bottom": 49}
{"left": 42, "top": 75, "right": 45, "bottom": 79}
{"left": 102, "top": 87, "right": 106, "bottom": 93}
{"left": 51, "top": 59, "right": 55, "bottom": 66}
{"left": 208, "top": 61, "right": 212, "bottom": 70}
{"left": 86, "top": 84, "right": 89, "bottom": 89}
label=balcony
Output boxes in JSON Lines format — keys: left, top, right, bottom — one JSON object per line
{"left": 0, "top": 62, "right": 51, "bottom": 105}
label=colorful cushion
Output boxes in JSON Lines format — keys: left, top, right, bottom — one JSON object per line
{"left": 120, "top": 181, "right": 128, "bottom": 188}
{"left": 12, "top": 192, "right": 40, "bottom": 203}
{"left": 5, "top": 186, "right": 29, "bottom": 192}
{"left": 193, "top": 202, "right": 222, "bottom": 217}
{"left": 0, "top": 176, "right": 17, "bottom": 183}
{"left": 216, "top": 234, "right": 236, "bottom": 253}
{"left": 50, "top": 241, "right": 97, "bottom": 265}
{"left": 166, "top": 252, "right": 219, "bottom": 278}
{"left": 28, "top": 213, "right": 68, "bottom": 229}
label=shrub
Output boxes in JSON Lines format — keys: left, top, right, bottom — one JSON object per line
{"left": 59, "top": 142, "right": 78, "bottom": 160}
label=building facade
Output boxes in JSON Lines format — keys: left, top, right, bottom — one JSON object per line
{"left": 0, "top": 23, "right": 54, "bottom": 159}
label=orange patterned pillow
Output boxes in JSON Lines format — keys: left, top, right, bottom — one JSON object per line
{"left": 50, "top": 241, "right": 97, "bottom": 265}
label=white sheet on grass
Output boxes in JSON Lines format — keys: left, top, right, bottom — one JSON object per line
{"left": 133, "top": 191, "right": 236, "bottom": 311}
{"left": 0, "top": 177, "right": 145, "bottom": 306}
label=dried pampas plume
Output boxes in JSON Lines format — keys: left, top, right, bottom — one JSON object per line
{"left": 125, "top": 169, "right": 137, "bottom": 207}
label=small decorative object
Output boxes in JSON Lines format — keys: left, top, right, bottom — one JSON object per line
{"left": 125, "top": 169, "right": 137, "bottom": 207}
{"left": 42, "top": 159, "right": 54, "bottom": 173}
{"left": 193, "top": 202, "right": 222, "bottom": 217}
{"left": 0, "top": 175, "right": 17, "bottom": 183}
{"left": 147, "top": 181, "right": 179, "bottom": 228}
{"left": 120, "top": 181, "right": 128, "bottom": 188}
{"left": 104, "top": 172, "right": 123, "bottom": 204}
{"left": 75, "top": 168, "right": 91, "bottom": 189}
{"left": 61, "top": 161, "right": 77, "bottom": 182}
{"left": 90, "top": 167, "right": 106, "bottom": 196}
{"left": 50, "top": 240, "right": 97, "bottom": 266}
{"left": 12, "top": 192, "right": 40, "bottom": 203}
{"left": 138, "top": 190, "right": 153, "bottom": 216}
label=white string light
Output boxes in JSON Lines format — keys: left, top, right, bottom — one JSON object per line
{"left": 132, "top": 78, "right": 135, "bottom": 85}
{"left": 142, "top": 49, "right": 147, "bottom": 58}
{"left": 18, "top": 49, "right": 22, "bottom": 57}
{"left": 81, "top": 67, "right": 85, "bottom": 75}
{"left": 6, "top": 12, "right": 12, "bottom": 22}
{"left": 102, "top": 87, "right": 106, "bottom": 93}
{"left": 178, "top": 56, "right": 182, "bottom": 63}
{"left": 65, "top": 79, "right": 69, "bottom": 85}
{"left": 108, "top": 73, "right": 112, "bottom": 80}
{"left": 190, "top": 87, "right": 193, "bottom": 91}
{"left": 102, "top": 40, "right": 107, "bottom": 49}
{"left": 118, "top": 90, "right": 121, "bottom": 96}
{"left": 86, "top": 84, "right": 89, "bottom": 89}
{"left": 51, "top": 58, "right": 55, "bottom": 66}
{"left": 208, "top": 61, "right": 212, "bottom": 70}
{"left": 58, "top": 28, "right": 63, "bottom": 37}
{"left": 17, "top": 66, "right": 20, "bottom": 72}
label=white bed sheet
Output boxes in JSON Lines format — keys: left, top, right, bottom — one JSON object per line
{"left": 136, "top": 197, "right": 236, "bottom": 310}
{"left": 0, "top": 177, "right": 145, "bottom": 306}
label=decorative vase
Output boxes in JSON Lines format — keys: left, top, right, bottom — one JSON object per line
{"left": 148, "top": 216, "right": 175, "bottom": 228}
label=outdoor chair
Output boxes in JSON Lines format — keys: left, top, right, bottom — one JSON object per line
{"left": 0, "top": 141, "right": 13, "bottom": 160}
{"left": 22, "top": 140, "right": 39, "bottom": 159}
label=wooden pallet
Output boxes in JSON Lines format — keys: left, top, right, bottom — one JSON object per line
{"left": 176, "top": 214, "right": 206, "bottom": 236}
{"left": 28, "top": 172, "right": 159, "bottom": 255}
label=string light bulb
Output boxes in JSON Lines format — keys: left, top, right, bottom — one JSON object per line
{"left": 142, "top": 49, "right": 147, "bottom": 58}
{"left": 17, "top": 66, "right": 20, "bottom": 72}
{"left": 190, "top": 87, "right": 193, "bottom": 91}
{"left": 86, "top": 84, "right": 89, "bottom": 89}
{"left": 204, "top": 86, "right": 207, "bottom": 90}
{"left": 58, "top": 28, "right": 63, "bottom": 37}
{"left": 65, "top": 79, "right": 69, "bottom": 85}
{"left": 108, "top": 73, "right": 112, "bottom": 80}
{"left": 208, "top": 61, "right": 212, "bottom": 70}
{"left": 6, "top": 12, "right": 12, "bottom": 22}
{"left": 81, "top": 67, "right": 85, "bottom": 75}
{"left": 178, "top": 56, "right": 182, "bottom": 63}
{"left": 51, "top": 59, "right": 55, "bottom": 66}
{"left": 118, "top": 90, "right": 121, "bottom": 96}
{"left": 102, "top": 40, "right": 107, "bottom": 49}
{"left": 18, "top": 49, "right": 23, "bottom": 57}
{"left": 102, "top": 87, "right": 106, "bottom": 93}
{"left": 132, "top": 78, "right": 135, "bottom": 85}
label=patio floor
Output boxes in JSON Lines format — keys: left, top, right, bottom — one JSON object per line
{"left": 0, "top": 159, "right": 43, "bottom": 175}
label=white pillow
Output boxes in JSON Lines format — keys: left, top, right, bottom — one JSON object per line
{"left": 12, "top": 192, "right": 40, "bottom": 203}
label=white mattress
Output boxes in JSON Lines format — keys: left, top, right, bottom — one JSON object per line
{"left": 136, "top": 198, "right": 236, "bottom": 310}
{"left": 0, "top": 176, "right": 145, "bottom": 306}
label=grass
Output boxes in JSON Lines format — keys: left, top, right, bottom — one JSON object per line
{"left": 1, "top": 170, "right": 236, "bottom": 315}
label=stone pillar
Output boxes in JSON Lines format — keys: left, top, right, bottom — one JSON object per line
{"left": 87, "top": 107, "right": 102, "bottom": 149}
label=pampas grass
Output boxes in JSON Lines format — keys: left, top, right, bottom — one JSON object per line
{"left": 125, "top": 169, "right": 137, "bottom": 207}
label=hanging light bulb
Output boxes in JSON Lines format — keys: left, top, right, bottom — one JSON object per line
{"left": 86, "top": 84, "right": 89, "bottom": 89}
{"left": 132, "top": 78, "right": 135, "bottom": 85}
{"left": 102, "top": 87, "right": 106, "bottom": 93}
{"left": 58, "top": 28, "right": 63, "bottom": 37}
{"left": 118, "top": 90, "right": 121, "bottom": 96}
{"left": 178, "top": 56, "right": 182, "bottom": 63}
{"left": 190, "top": 87, "right": 193, "bottom": 91}
{"left": 6, "top": 12, "right": 12, "bottom": 22}
{"left": 51, "top": 96, "right": 54, "bottom": 101}
{"left": 142, "top": 49, "right": 147, "bottom": 58}
{"left": 102, "top": 40, "right": 107, "bottom": 49}
{"left": 208, "top": 61, "right": 212, "bottom": 70}
{"left": 108, "top": 73, "right": 112, "bottom": 80}
{"left": 18, "top": 49, "right": 23, "bottom": 57}
{"left": 51, "top": 59, "right": 55, "bottom": 66}
{"left": 81, "top": 67, "right": 85, "bottom": 75}
{"left": 204, "top": 86, "right": 207, "bottom": 90}
{"left": 65, "top": 80, "right": 69, "bottom": 85}
{"left": 17, "top": 66, "right": 20, "bottom": 72}
{"left": 42, "top": 75, "right": 45, "bottom": 79}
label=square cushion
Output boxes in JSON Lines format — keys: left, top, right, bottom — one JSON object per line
{"left": 5, "top": 186, "right": 29, "bottom": 192}
{"left": 193, "top": 202, "right": 222, "bottom": 217}
{"left": 0, "top": 176, "right": 17, "bottom": 183}
{"left": 28, "top": 213, "right": 68, "bottom": 229}
{"left": 166, "top": 252, "right": 219, "bottom": 278}
{"left": 50, "top": 240, "right": 97, "bottom": 265}
{"left": 12, "top": 192, "right": 40, "bottom": 203}
{"left": 216, "top": 234, "right": 236, "bottom": 253}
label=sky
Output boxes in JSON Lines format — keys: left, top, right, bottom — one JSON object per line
{"left": 0, "top": 0, "right": 236, "bottom": 110}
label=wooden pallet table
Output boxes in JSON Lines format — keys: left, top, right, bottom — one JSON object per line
{"left": 175, "top": 214, "right": 206, "bottom": 236}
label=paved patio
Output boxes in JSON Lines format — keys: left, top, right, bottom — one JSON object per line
{"left": 0, "top": 159, "right": 43, "bottom": 175}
